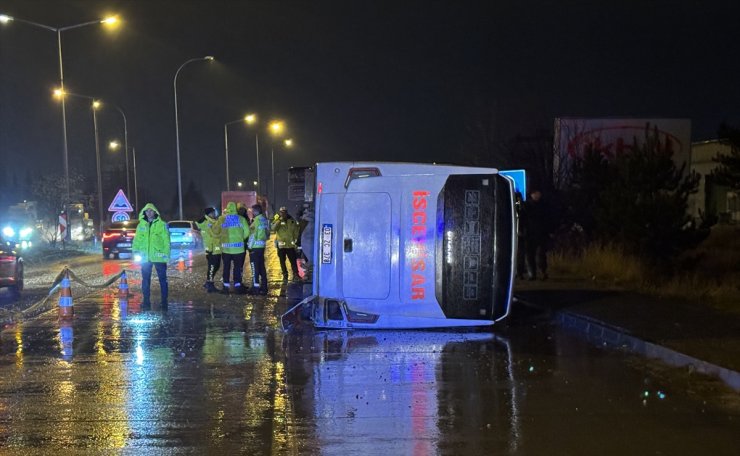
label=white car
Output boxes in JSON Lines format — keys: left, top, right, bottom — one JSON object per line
{"left": 167, "top": 220, "right": 202, "bottom": 249}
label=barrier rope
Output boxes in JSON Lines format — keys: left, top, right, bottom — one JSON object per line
{"left": 0, "top": 266, "right": 130, "bottom": 324}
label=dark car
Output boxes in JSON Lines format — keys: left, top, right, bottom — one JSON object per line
{"left": 0, "top": 235, "right": 23, "bottom": 296}
{"left": 102, "top": 220, "right": 139, "bottom": 259}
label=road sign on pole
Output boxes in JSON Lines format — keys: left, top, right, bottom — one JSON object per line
{"left": 108, "top": 189, "right": 134, "bottom": 223}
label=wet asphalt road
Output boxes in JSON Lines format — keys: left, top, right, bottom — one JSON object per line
{"left": 0, "top": 248, "right": 739, "bottom": 454}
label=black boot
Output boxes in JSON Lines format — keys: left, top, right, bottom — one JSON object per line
{"left": 206, "top": 282, "right": 218, "bottom": 293}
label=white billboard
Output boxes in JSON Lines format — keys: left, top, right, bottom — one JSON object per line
{"left": 553, "top": 118, "right": 691, "bottom": 189}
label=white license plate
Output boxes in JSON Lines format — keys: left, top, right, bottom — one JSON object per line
{"left": 321, "top": 224, "right": 332, "bottom": 264}
{"left": 117, "top": 242, "right": 132, "bottom": 248}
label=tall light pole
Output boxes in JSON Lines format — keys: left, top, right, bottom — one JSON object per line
{"left": 269, "top": 121, "right": 285, "bottom": 211}
{"left": 109, "top": 140, "right": 137, "bottom": 211}
{"left": 92, "top": 100, "right": 104, "bottom": 238}
{"left": 174, "top": 55, "right": 214, "bottom": 219}
{"left": 113, "top": 105, "right": 130, "bottom": 197}
{"left": 0, "top": 14, "right": 119, "bottom": 207}
{"left": 132, "top": 147, "right": 139, "bottom": 212}
{"left": 245, "top": 114, "right": 260, "bottom": 194}
{"left": 224, "top": 114, "right": 252, "bottom": 191}
{"left": 56, "top": 90, "right": 105, "bottom": 237}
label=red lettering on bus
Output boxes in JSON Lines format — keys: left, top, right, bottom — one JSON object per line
{"left": 412, "top": 191, "right": 429, "bottom": 210}
{"left": 410, "top": 190, "right": 430, "bottom": 301}
{"left": 411, "top": 258, "right": 425, "bottom": 271}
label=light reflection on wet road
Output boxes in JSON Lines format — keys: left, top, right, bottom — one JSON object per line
{"left": 0, "top": 247, "right": 738, "bottom": 454}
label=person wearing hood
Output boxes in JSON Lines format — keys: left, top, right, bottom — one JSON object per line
{"left": 196, "top": 207, "right": 222, "bottom": 293}
{"left": 247, "top": 203, "right": 269, "bottom": 295}
{"left": 271, "top": 206, "right": 301, "bottom": 281}
{"left": 214, "top": 201, "right": 250, "bottom": 294}
{"left": 132, "top": 203, "right": 170, "bottom": 307}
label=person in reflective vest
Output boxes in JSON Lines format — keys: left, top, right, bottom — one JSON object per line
{"left": 248, "top": 204, "right": 269, "bottom": 295}
{"left": 271, "top": 206, "right": 301, "bottom": 281}
{"left": 132, "top": 203, "right": 170, "bottom": 307}
{"left": 196, "top": 207, "right": 222, "bottom": 293}
{"left": 213, "top": 201, "right": 250, "bottom": 294}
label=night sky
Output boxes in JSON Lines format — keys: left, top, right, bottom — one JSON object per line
{"left": 2, "top": 0, "right": 739, "bottom": 217}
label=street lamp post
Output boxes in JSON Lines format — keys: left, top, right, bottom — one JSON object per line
{"left": 110, "top": 141, "right": 138, "bottom": 212}
{"left": 224, "top": 115, "right": 253, "bottom": 192}
{"left": 174, "top": 55, "right": 214, "bottom": 220}
{"left": 131, "top": 147, "right": 139, "bottom": 212}
{"left": 91, "top": 100, "right": 104, "bottom": 238}
{"left": 244, "top": 114, "right": 260, "bottom": 194}
{"left": 113, "top": 105, "right": 130, "bottom": 197}
{"left": 56, "top": 90, "right": 106, "bottom": 237}
{"left": 268, "top": 121, "right": 285, "bottom": 211}
{"left": 0, "top": 14, "right": 119, "bottom": 207}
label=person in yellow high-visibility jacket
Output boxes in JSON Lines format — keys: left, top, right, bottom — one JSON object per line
{"left": 270, "top": 206, "right": 301, "bottom": 281}
{"left": 132, "top": 203, "right": 170, "bottom": 307}
{"left": 213, "top": 201, "right": 250, "bottom": 294}
{"left": 195, "top": 207, "right": 222, "bottom": 293}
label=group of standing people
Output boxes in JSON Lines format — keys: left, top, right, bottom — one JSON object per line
{"left": 197, "top": 203, "right": 304, "bottom": 295}
{"left": 131, "top": 201, "right": 305, "bottom": 306}
{"left": 197, "top": 202, "right": 270, "bottom": 295}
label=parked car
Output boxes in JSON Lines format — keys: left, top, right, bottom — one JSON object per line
{"left": 102, "top": 220, "right": 139, "bottom": 259}
{"left": 0, "top": 235, "right": 23, "bottom": 296}
{"left": 168, "top": 220, "right": 202, "bottom": 249}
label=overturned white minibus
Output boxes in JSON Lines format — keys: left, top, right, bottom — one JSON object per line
{"left": 282, "top": 162, "right": 519, "bottom": 330}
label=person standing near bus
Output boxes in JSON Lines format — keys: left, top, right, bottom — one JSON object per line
{"left": 215, "top": 201, "right": 250, "bottom": 294}
{"left": 248, "top": 204, "right": 269, "bottom": 295}
{"left": 196, "top": 207, "right": 221, "bottom": 293}
{"left": 271, "top": 206, "right": 301, "bottom": 281}
{"left": 132, "top": 203, "right": 170, "bottom": 307}
{"left": 524, "top": 189, "right": 551, "bottom": 280}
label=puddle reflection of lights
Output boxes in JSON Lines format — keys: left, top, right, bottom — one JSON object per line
{"left": 127, "top": 314, "right": 161, "bottom": 327}
{"left": 135, "top": 344, "right": 145, "bottom": 365}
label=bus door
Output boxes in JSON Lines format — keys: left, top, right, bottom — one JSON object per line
{"left": 342, "top": 192, "right": 392, "bottom": 299}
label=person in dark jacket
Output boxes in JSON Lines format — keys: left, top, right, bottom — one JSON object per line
{"left": 514, "top": 192, "right": 527, "bottom": 280}
{"left": 523, "top": 189, "right": 551, "bottom": 280}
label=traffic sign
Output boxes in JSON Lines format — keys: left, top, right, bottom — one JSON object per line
{"left": 499, "top": 169, "right": 527, "bottom": 200}
{"left": 108, "top": 189, "right": 134, "bottom": 212}
{"left": 111, "top": 211, "right": 131, "bottom": 222}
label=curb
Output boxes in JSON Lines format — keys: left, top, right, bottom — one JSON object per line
{"left": 515, "top": 297, "right": 740, "bottom": 391}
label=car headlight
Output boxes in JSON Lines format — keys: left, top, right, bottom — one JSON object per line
{"left": 2, "top": 226, "right": 14, "bottom": 237}
{"left": 20, "top": 227, "right": 32, "bottom": 238}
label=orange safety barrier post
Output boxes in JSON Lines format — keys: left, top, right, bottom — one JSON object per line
{"left": 58, "top": 268, "right": 74, "bottom": 319}
{"left": 118, "top": 271, "right": 129, "bottom": 299}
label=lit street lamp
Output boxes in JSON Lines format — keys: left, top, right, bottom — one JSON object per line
{"left": 174, "top": 55, "right": 214, "bottom": 220}
{"left": 0, "top": 13, "right": 119, "bottom": 208}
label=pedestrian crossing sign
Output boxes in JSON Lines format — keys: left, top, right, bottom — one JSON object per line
{"left": 108, "top": 189, "right": 134, "bottom": 212}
